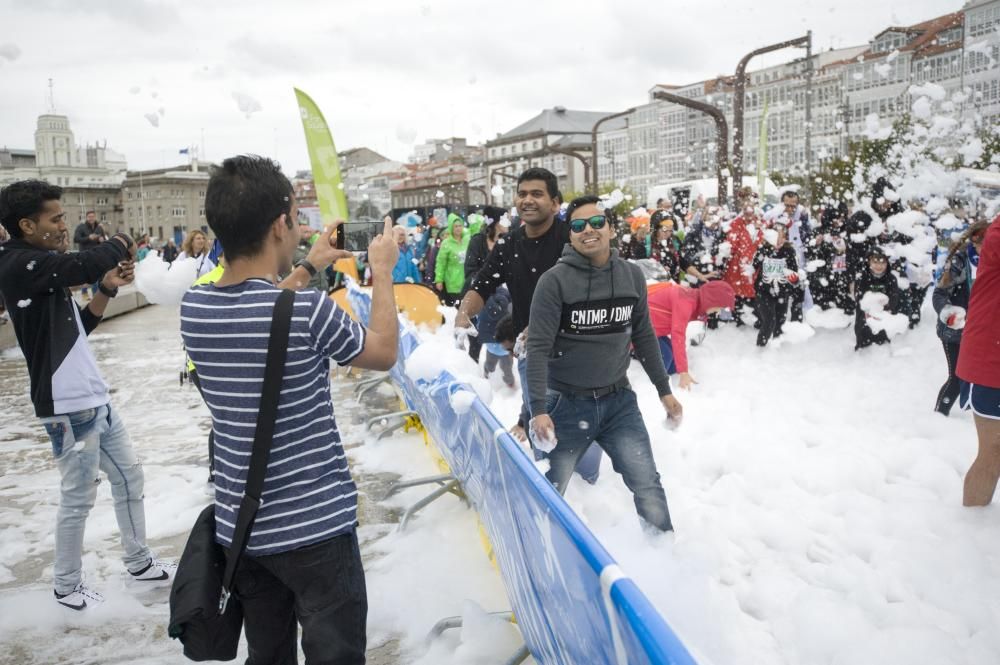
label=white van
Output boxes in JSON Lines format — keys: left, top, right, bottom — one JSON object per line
{"left": 646, "top": 176, "right": 782, "bottom": 213}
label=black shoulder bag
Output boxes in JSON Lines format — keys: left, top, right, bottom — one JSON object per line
{"left": 168, "top": 288, "right": 295, "bottom": 661}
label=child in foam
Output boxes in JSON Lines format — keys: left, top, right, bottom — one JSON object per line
{"left": 932, "top": 220, "right": 987, "bottom": 416}
{"left": 752, "top": 216, "right": 800, "bottom": 347}
{"left": 853, "top": 246, "right": 902, "bottom": 350}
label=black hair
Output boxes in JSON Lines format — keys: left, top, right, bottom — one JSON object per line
{"left": 85, "top": 210, "right": 96, "bottom": 216}
{"left": 483, "top": 205, "right": 506, "bottom": 225}
{"left": 565, "top": 195, "right": 603, "bottom": 221}
{"left": 821, "top": 202, "right": 849, "bottom": 229}
{"left": 494, "top": 314, "right": 515, "bottom": 344}
{"left": 204, "top": 155, "right": 293, "bottom": 261}
{"left": 481, "top": 205, "right": 504, "bottom": 240}
{"left": 0, "top": 179, "right": 63, "bottom": 238}
{"left": 656, "top": 198, "right": 665, "bottom": 206}
{"left": 781, "top": 190, "right": 799, "bottom": 202}
{"left": 516, "top": 167, "right": 559, "bottom": 199}
{"left": 871, "top": 177, "right": 891, "bottom": 201}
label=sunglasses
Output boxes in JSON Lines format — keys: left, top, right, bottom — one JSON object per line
{"left": 569, "top": 215, "right": 608, "bottom": 233}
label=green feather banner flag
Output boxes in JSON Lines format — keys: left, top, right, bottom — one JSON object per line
{"left": 294, "top": 88, "right": 349, "bottom": 223}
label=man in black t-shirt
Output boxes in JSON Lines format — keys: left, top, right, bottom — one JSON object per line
{"left": 456, "top": 168, "right": 602, "bottom": 482}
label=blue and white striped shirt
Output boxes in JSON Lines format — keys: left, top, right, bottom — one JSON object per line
{"left": 180, "top": 279, "right": 366, "bottom": 555}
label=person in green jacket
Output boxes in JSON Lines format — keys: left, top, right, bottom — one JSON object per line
{"left": 435, "top": 212, "right": 470, "bottom": 306}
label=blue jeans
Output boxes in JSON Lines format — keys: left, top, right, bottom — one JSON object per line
{"left": 517, "top": 357, "right": 602, "bottom": 483}
{"left": 657, "top": 337, "right": 678, "bottom": 375}
{"left": 40, "top": 404, "right": 151, "bottom": 594}
{"left": 543, "top": 387, "right": 672, "bottom": 531}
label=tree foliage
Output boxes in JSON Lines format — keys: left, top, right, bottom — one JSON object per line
{"left": 560, "top": 182, "right": 639, "bottom": 217}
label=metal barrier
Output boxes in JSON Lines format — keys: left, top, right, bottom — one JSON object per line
{"left": 346, "top": 286, "right": 697, "bottom": 665}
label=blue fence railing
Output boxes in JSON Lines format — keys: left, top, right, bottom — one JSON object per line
{"left": 347, "top": 287, "right": 697, "bottom": 665}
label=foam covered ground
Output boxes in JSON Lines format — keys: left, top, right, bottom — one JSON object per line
{"left": 392, "top": 300, "right": 1000, "bottom": 665}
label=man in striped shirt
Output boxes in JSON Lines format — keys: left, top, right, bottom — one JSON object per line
{"left": 180, "top": 155, "right": 398, "bottom": 664}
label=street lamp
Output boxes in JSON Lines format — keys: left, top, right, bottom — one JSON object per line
{"left": 732, "top": 33, "right": 812, "bottom": 195}
{"left": 652, "top": 90, "right": 730, "bottom": 206}
{"left": 590, "top": 108, "right": 636, "bottom": 194}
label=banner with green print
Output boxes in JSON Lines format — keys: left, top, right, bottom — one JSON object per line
{"left": 294, "top": 88, "right": 349, "bottom": 223}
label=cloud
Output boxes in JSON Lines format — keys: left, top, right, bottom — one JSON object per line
{"left": 23, "top": 0, "right": 179, "bottom": 29}
{"left": 227, "top": 35, "right": 324, "bottom": 75}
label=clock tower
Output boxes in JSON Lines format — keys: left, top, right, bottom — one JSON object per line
{"left": 34, "top": 114, "right": 77, "bottom": 168}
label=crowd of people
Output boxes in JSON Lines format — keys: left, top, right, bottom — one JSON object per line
{"left": 0, "top": 161, "right": 997, "bottom": 664}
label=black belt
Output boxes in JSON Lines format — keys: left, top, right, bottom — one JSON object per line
{"left": 549, "top": 377, "right": 630, "bottom": 400}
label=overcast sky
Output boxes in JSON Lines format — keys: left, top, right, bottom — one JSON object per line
{"left": 0, "top": 0, "right": 957, "bottom": 175}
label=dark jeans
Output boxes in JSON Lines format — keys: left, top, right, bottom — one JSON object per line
{"left": 905, "top": 284, "right": 929, "bottom": 328}
{"left": 188, "top": 368, "right": 215, "bottom": 480}
{"left": 467, "top": 335, "right": 483, "bottom": 364}
{"left": 935, "top": 339, "right": 962, "bottom": 415}
{"left": 543, "top": 387, "right": 672, "bottom": 531}
{"left": 231, "top": 531, "right": 367, "bottom": 665}
{"left": 656, "top": 337, "right": 678, "bottom": 374}
{"left": 733, "top": 296, "right": 756, "bottom": 327}
{"left": 790, "top": 284, "right": 805, "bottom": 322}
{"left": 755, "top": 291, "right": 788, "bottom": 347}
{"left": 517, "top": 358, "right": 602, "bottom": 483}
{"left": 812, "top": 274, "right": 853, "bottom": 314}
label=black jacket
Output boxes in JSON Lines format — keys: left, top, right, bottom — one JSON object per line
{"left": 73, "top": 221, "right": 106, "bottom": 252}
{"left": 471, "top": 219, "right": 570, "bottom": 337}
{"left": 753, "top": 242, "right": 799, "bottom": 298}
{"left": 855, "top": 266, "right": 901, "bottom": 314}
{"left": 463, "top": 231, "right": 490, "bottom": 294}
{"left": 0, "top": 239, "right": 128, "bottom": 416}
{"left": 650, "top": 236, "right": 689, "bottom": 282}
{"left": 682, "top": 223, "right": 726, "bottom": 272}
{"left": 620, "top": 236, "right": 648, "bottom": 261}
{"left": 808, "top": 232, "right": 850, "bottom": 279}
{"left": 932, "top": 249, "right": 973, "bottom": 343}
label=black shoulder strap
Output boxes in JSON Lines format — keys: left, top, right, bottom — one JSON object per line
{"left": 218, "top": 288, "right": 295, "bottom": 613}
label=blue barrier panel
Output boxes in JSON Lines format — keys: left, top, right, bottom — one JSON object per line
{"left": 347, "top": 287, "right": 697, "bottom": 665}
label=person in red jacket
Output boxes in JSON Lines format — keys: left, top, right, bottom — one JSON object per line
{"left": 722, "top": 196, "right": 763, "bottom": 326}
{"left": 957, "top": 215, "right": 1000, "bottom": 506}
{"left": 649, "top": 281, "right": 736, "bottom": 389}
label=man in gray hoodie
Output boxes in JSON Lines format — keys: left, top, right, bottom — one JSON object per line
{"left": 527, "top": 195, "right": 683, "bottom": 531}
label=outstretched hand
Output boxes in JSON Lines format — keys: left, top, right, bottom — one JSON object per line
{"left": 661, "top": 394, "right": 683, "bottom": 427}
{"left": 102, "top": 261, "right": 135, "bottom": 289}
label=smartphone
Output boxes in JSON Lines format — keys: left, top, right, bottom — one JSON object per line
{"left": 341, "top": 221, "right": 382, "bottom": 252}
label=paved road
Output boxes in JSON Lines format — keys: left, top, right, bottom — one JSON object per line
{"left": 0, "top": 303, "right": 402, "bottom": 664}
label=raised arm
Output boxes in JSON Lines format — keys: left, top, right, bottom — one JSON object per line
{"left": 348, "top": 217, "right": 399, "bottom": 371}
{"left": 9, "top": 235, "right": 131, "bottom": 297}
{"left": 456, "top": 240, "right": 506, "bottom": 328}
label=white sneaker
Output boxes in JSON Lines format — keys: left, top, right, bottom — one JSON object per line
{"left": 55, "top": 581, "right": 105, "bottom": 610}
{"left": 127, "top": 558, "right": 177, "bottom": 589}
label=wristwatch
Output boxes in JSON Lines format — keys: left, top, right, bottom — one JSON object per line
{"left": 112, "top": 233, "right": 134, "bottom": 251}
{"left": 98, "top": 282, "right": 118, "bottom": 298}
{"left": 295, "top": 259, "right": 318, "bottom": 277}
